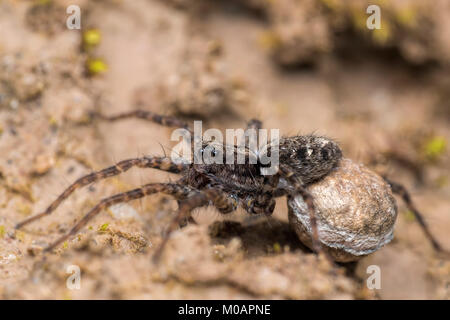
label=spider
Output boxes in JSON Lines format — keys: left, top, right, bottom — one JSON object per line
{"left": 15, "top": 109, "right": 445, "bottom": 261}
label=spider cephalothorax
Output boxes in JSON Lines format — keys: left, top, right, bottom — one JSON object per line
{"left": 15, "top": 109, "right": 445, "bottom": 262}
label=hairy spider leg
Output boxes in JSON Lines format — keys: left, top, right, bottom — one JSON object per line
{"left": 278, "top": 165, "right": 323, "bottom": 254}
{"left": 152, "top": 188, "right": 238, "bottom": 262}
{"left": 16, "top": 157, "right": 187, "bottom": 229}
{"left": 92, "top": 109, "right": 193, "bottom": 134}
{"left": 384, "top": 177, "right": 447, "bottom": 254}
{"left": 246, "top": 119, "right": 263, "bottom": 131}
{"left": 244, "top": 118, "right": 263, "bottom": 155}
{"left": 44, "top": 183, "right": 195, "bottom": 252}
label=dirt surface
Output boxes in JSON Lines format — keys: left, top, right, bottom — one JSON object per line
{"left": 0, "top": 0, "right": 449, "bottom": 299}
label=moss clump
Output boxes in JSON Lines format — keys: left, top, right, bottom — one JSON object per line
{"left": 395, "top": 7, "right": 418, "bottom": 28}
{"left": 49, "top": 116, "right": 58, "bottom": 128}
{"left": 83, "top": 29, "right": 101, "bottom": 50}
{"left": 273, "top": 242, "right": 282, "bottom": 254}
{"left": 423, "top": 136, "right": 446, "bottom": 161}
{"left": 98, "top": 223, "right": 109, "bottom": 232}
{"left": 86, "top": 58, "right": 108, "bottom": 75}
{"left": 372, "top": 21, "right": 392, "bottom": 44}
{"left": 35, "top": 0, "right": 52, "bottom": 6}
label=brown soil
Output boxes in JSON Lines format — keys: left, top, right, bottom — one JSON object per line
{"left": 0, "top": 0, "right": 449, "bottom": 299}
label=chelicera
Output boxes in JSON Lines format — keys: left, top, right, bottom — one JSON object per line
{"left": 15, "top": 109, "right": 446, "bottom": 262}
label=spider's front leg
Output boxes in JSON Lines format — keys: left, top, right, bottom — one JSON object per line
{"left": 16, "top": 157, "right": 188, "bottom": 230}
{"left": 152, "top": 188, "right": 238, "bottom": 262}
{"left": 44, "top": 183, "right": 195, "bottom": 252}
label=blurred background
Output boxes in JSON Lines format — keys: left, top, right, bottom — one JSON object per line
{"left": 0, "top": 0, "right": 449, "bottom": 299}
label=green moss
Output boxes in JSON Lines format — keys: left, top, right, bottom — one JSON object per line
{"left": 351, "top": 9, "right": 367, "bottom": 31}
{"left": 273, "top": 242, "right": 282, "bottom": 254}
{"left": 83, "top": 29, "right": 101, "bottom": 48}
{"left": 49, "top": 116, "right": 58, "bottom": 128}
{"left": 0, "top": 225, "right": 5, "bottom": 238}
{"left": 98, "top": 223, "right": 109, "bottom": 232}
{"left": 423, "top": 136, "right": 446, "bottom": 161}
{"left": 372, "top": 21, "right": 392, "bottom": 44}
{"left": 87, "top": 58, "right": 108, "bottom": 75}
{"left": 36, "top": 0, "right": 52, "bottom": 6}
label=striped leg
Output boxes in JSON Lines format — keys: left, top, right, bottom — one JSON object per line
{"left": 92, "top": 110, "right": 192, "bottom": 133}
{"left": 280, "top": 169, "right": 338, "bottom": 267}
{"left": 245, "top": 119, "right": 262, "bottom": 150}
{"left": 384, "top": 177, "right": 446, "bottom": 253}
{"left": 44, "top": 183, "right": 195, "bottom": 252}
{"left": 246, "top": 119, "right": 262, "bottom": 131}
{"left": 279, "top": 165, "right": 323, "bottom": 255}
{"left": 16, "top": 157, "right": 187, "bottom": 229}
{"left": 152, "top": 188, "right": 238, "bottom": 262}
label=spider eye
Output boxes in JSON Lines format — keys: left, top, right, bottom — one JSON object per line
{"left": 297, "top": 147, "right": 308, "bottom": 160}
{"left": 321, "top": 148, "right": 329, "bottom": 161}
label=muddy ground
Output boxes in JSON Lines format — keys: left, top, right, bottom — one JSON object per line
{"left": 0, "top": 0, "right": 449, "bottom": 299}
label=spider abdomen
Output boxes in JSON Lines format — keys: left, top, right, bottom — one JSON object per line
{"left": 288, "top": 158, "right": 397, "bottom": 262}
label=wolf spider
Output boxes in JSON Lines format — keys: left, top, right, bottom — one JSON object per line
{"left": 15, "top": 109, "right": 445, "bottom": 261}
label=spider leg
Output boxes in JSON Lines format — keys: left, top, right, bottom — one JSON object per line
{"left": 384, "top": 177, "right": 446, "bottom": 253}
{"left": 16, "top": 157, "right": 187, "bottom": 229}
{"left": 245, "top": 119, "right": 263, "bottom": 149}
{"left": 242, "top": 194, "right": 276, "bottom": 215}
{"left": 279, "top": 165, "right": 323, "bottom": 255}
{"left": 44, "top": 183, "right": 195, "bottom": 252}
{"left": 152, "top": 188, "right": 238, "bottom": 262}
{"left": 91, "top": 110, "right": 193, "bottom": 134}
{"left": 246, "top": 119, "right": 262, "bottom": 130}
{"left": 177, "top": 199, "right": 197, "bottom": 228}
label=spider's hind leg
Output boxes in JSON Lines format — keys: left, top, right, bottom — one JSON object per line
{"left": 384, "top": 177, "right": 446, "bottom": 254}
